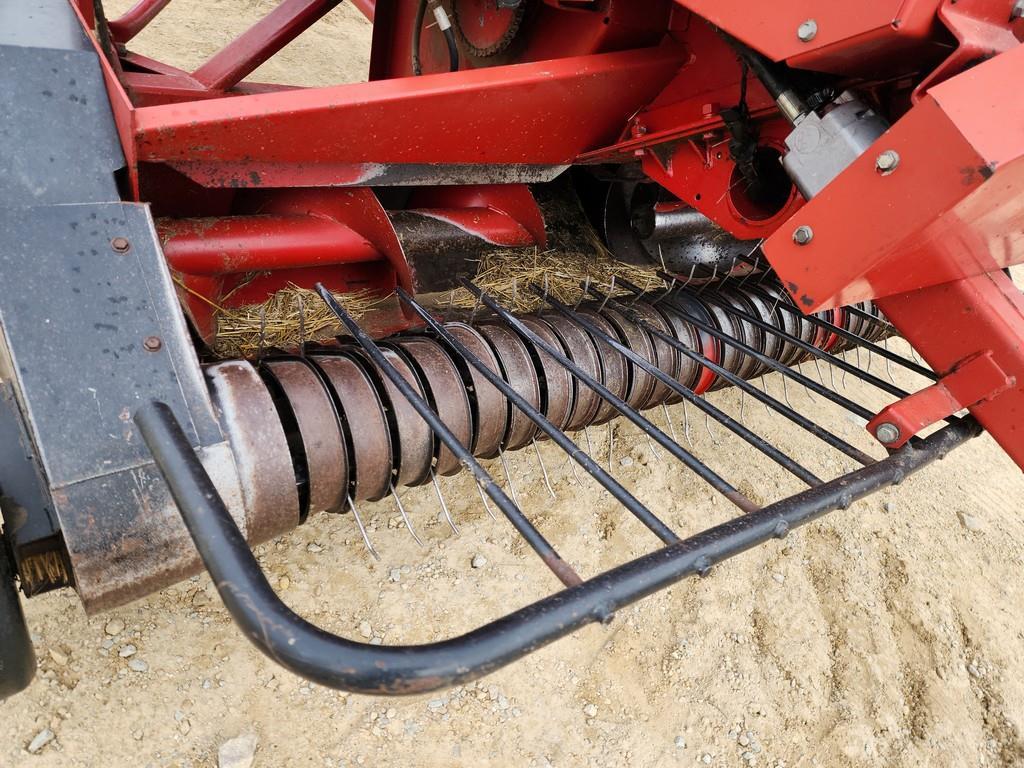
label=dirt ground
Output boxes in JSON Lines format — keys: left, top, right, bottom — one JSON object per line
{"left": 3, "top": 4, "right": 1024, "bottom": 767}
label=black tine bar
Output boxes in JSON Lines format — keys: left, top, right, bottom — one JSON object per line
{"left": 614, "top": 277, "right": 876, "bottom": 421}
{"left": 740, "top": 284, "right": 936, "bottom": 380}
{"left": 585, "top": 289, "right": 877, "bottom": 467}
{"left": 396, "top": 288, "right": 680, "bottom": 545}
{"left": 313, "top": 285, "right": 584, "bottom": 590}
{"left": 655, "top": 273, "right": 913, "bottom": 400}
{"left": 696, "top": 288, "right": 912, "bottom": 399}
{"left": 135, "top": 401, "right": 980, "bottom": 695}
{"left": 536, "top": 286, "right": 824, "bottom": 487}
{"left": 457, "top": 279, "right": 760, "bottom": 514}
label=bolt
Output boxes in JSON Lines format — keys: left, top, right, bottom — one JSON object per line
{"left": 143, "top": 336, "right": 163, "bottom": 352}
{"left": 875, "top": 422, "right": 901, "bottom": 445}
{"left": 792, "top": 225, "right": 814, "bottom": 245}
{"left": 797, "top": 19, "right": 818, "bottom": 42}
{"left": 110, "top": 236, "right": 131, "bottom": 253}
{"left": 876, "top": 150, "right": 901, "bottom": 175}
{"left": 1012, "top": 0, "right": 1024, "bottom": 21}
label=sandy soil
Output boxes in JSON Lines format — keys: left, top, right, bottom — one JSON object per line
{"left": 3, "top": 4, "right": 1024, "bottom": 767}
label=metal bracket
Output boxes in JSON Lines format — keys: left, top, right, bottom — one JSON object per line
{"left": 868, "top": 351, "right": 1013, "bottom": 448}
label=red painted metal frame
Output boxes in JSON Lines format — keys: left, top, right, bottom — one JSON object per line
{"left": 130, "top": 45, "right": 687, "bottom": 188}
{"left": 191, "top": 0, "right": 344, "bottom": 91}
{"left": 764, "top": 42, "right": 1024, "bottom": 466}
{"left": 108, "top": 0, "right": 173, "bottom": 43}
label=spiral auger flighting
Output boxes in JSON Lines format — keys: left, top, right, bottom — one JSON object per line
{"left": 205, "top": 276, "right": 912, "bottom": 547}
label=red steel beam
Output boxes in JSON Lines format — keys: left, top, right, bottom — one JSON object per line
{"left": 191, "top": 0, "right": 344, "bottom": 91}
{"left": 108, "top": 0, "right": 173, "bottom": 43}
{"left": 133, "top": 45, "right": 687, "bottom": 187}
{"left": 351, "top": 0, "right": 375, "bottom": 22}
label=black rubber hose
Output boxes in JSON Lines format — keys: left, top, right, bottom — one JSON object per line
{"left": 411, "top": 0, "right": 427, "bottom": 76}
{"left": 443, "top": 25, "right": 460, "bottom": 72}
{"left": 412, "top": 2, "right": 459, "bottom": 75}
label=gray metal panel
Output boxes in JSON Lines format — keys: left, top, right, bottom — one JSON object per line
{"left": 0, "top": 0, "right": 92, "bottom": 51}
{"left": 0, "top": 11, "right": 123, "bottom": 206}
{"left": 0, "top": 202, "right": 223, "bottom": 487}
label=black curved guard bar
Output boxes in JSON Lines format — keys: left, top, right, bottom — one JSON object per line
{"left": 134, "top": 400, "right": 978, "bottom": 695}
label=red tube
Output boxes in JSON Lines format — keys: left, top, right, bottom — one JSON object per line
{"left": 159, "top": 214, "right": 381, "bottom": 276}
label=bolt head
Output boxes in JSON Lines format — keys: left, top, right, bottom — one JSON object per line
{"left": 143, "top": 335, "right": 163, "bottom": 352}
{"left": 792, "top": 225, "right": 814, "bottom": 245}
{"left": 875, "top": 422, "right": 901, "bottom": 445}
{"left": 797, "top": 19, "right": 818, "bottom": 42}
{"left": 110, "top": 236, "right": 131, "bottom": 253}
{"left": 875, "top": 150, "right": 901, "bottom": 175}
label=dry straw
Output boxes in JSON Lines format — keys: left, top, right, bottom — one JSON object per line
{"left": 211, "top": 285, "right": 387, "bottom": 358}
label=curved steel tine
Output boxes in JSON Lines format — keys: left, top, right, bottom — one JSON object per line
{"left": 475, "top": 480, "right": 497, "bottom": 521}
{"left": 564, "top": 450, "right": 584, "bottom": 486}
{"left": 469, "top": 290, "right": 484, "bottom": 325}
{"left": 498, "top": 450, "right": 520, "bottom": 506}
{"left": 781, "top": 373, "right": 794, "bottom": 409}
{"left": 796, "top": 360, "right": 816, "bottom": 403}
{"left": 431, "top": 468, "right": 460, "bottom": 536}
{"left": 760, "top": 375, "right": 772, "bottom": 415}
{"left": 646, "top": 433, "right": 662, "bottom": 462}
{"left": 347, "top": 494, "right": 380, "bottom": 561}
{"left": 583, "top": 426, "right": 596, "bottom": 458}
{"left": 512, "top": 277, "right": 518, "bottom": 309}
{"left": 739, "top": 388, "right": 746, "bottom": 425}
{"left": 812, "top": 356, "right": 827, "bottom": 387}
{"left": 697, "top": 263, "right": 718, "bottom": 294}
{"left": 597, "top": 276, "right": 616, "bottom": 313}
{"left": 543, "top": 273, "right": 550, "bottom": 300}
{"left": 606, "top": 421, "right": 614, "bottom": 472}
{"left": 681, "top": 263, "right": 697, "bottom": 289}
{"left": 681, "top": 400, "right": 693, "bottom": 447}
{"left": 654, "top": 275, "right": 679, "bottom": 306}
{"left": 702, "top": 396, "right": 718, "bottom": 444}
{"left": 446, "top": 289, "right": 456, "bottom": 316}
{"left": 883, "top": 337, "right": 896, "bottom": 383}
{"left": 532, "top": 438, "right": 556, "bottom": 499}
{"left": 390, "top": 484, "right": 424, "bottom": 547}
{"left": 661, "top": 402, "right": 679, "bottom": 442}
{"left": 630, "top": 274, "right": 653, "bottom": 306}
{"left": 575, "top": 276, "right": 591, "bottom": 310}
{"left": 297, "top": 292, "right": 306, "bottom": 353}
{"left": 658, "top": 243, "right": 667, "bottom": 273}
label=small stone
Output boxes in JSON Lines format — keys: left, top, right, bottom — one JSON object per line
{"left": 277, "top": 576, "right": 291, "bottom": 590}
{"left": 358, "top": 621, "right": 373, "bottom": 639}
{"left": 218, "top": 733, "right": 258, "bottom": 768}
{"left": 389, "top": 569, "right": 402, "bottom": 582}
{"left": 582, "top": 703, "right": 598, "bottom": 718}
{"left": 967, "top": 663, "right": 984, "bottom": 679}
{"left": 27, "top": 729, "right": 55, "bottom": 754}
{"left": 619, "top": 456, "right": 634, "bottom": 467}
{"left": 132, "top": 729, "right": 144, "bottom": 741}
{"left": 192, "top": 590, "right": 211, "bottom": 607}
{"left": 702, "top": 754, "right": 713, "bottom": 765}
{"left": 307, "top": 542, "right": 324, "bottom": 553}
{"left": 128, "top": 658, "right": 149, "bottom": 673}
{"left": 674, "top": 736, "right": 686, "bottom": 749}
{"left": 386, "top": 708, "right": 397, "bottom": 719}
{"left": 772, "top": 573, "right": 785, "bottom": 584}
{"left": 882, "top": 501, "right": 893, "bottom": 513}
{"left": 738, "top": 734, "right": 750, "bottom": 747}
{"left": 958, "top": 512, "right": 983, "bottom": 532}
{"left": 104, "top": 618, "right": 125, "bottom": 636}
{"left": 471, "top": 554, "right": 488, "bottom": 569}
{"left": 119, "top": 644, "right": 138, "bottom": 658}
{"left": 49, "top": 648, "right": 69, "bottom": 666}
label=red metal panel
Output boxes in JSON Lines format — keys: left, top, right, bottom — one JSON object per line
{"left": 132, "top": 46, "right": 687, "bottom": 187}
{"left": 764, "top": 43, "right": 1024, "bottom": 312}
{"left": 876, "top": 272, "right": 1024, "bottom": 468}
{"left": 158, "top": 215, "right": 382, "bottom": 275}
{"left": 673, "top": 0, "right": 943, "bottom": 74}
